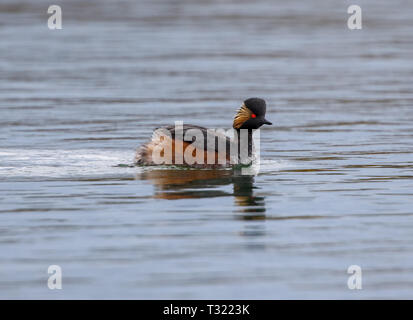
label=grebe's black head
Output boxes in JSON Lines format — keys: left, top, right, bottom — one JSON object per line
{"left": 233, "top": 97, "right": 272, "bottom": 130}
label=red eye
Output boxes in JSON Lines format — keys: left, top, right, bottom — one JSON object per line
{"left": 251, "top": 114, "right": 256, "bottom": 118}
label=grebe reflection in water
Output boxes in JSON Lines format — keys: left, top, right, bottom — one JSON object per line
{"left": 136, "top": 169, "right": 265, "bottom": 217}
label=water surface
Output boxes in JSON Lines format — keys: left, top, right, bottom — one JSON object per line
{"left": 1, "top": 0, "right": 413, "bottom": 299}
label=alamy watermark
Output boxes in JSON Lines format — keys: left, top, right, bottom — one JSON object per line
{"left": 347, "top": 265, "right": 362, "bottom": 290}
{"left": 48, "top": 265, "right": 62, "bottom": 290}
{"left": 347, "top": 5, "right": 362, "bottom": 30}
{"left": 47, "top": 5, "right": 362, "bottom": 31}
{"left": 48, "top": 5, "right": 62, "bottom": 30}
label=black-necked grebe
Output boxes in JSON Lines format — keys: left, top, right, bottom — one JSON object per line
{"left": 135, "top": 97, "right": 272, "bottom": 167}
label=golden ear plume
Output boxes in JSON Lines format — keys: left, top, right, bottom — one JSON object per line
{"left": 233, "top": 104, "right": 252, "bottom": 129}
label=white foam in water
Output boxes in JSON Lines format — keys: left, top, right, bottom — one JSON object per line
{"left": 0, "top": 149, "right": 291, "bottom": 179}
{"left": 0, "top": 148, "right": 139, "bottom": 179}
{"left": 257, "top": 159, "right": 292, "bottom": 173}
{"left": 235, "top": 159, "right": 291, "bottom": 176}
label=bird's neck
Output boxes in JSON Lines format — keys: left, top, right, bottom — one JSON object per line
{"left": 235, "top": 128, "right": 254, "bottom": 162}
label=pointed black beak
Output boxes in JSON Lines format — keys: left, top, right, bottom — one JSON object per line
{"left": 263, "top": 118, "right": 272, "bottom": 125}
